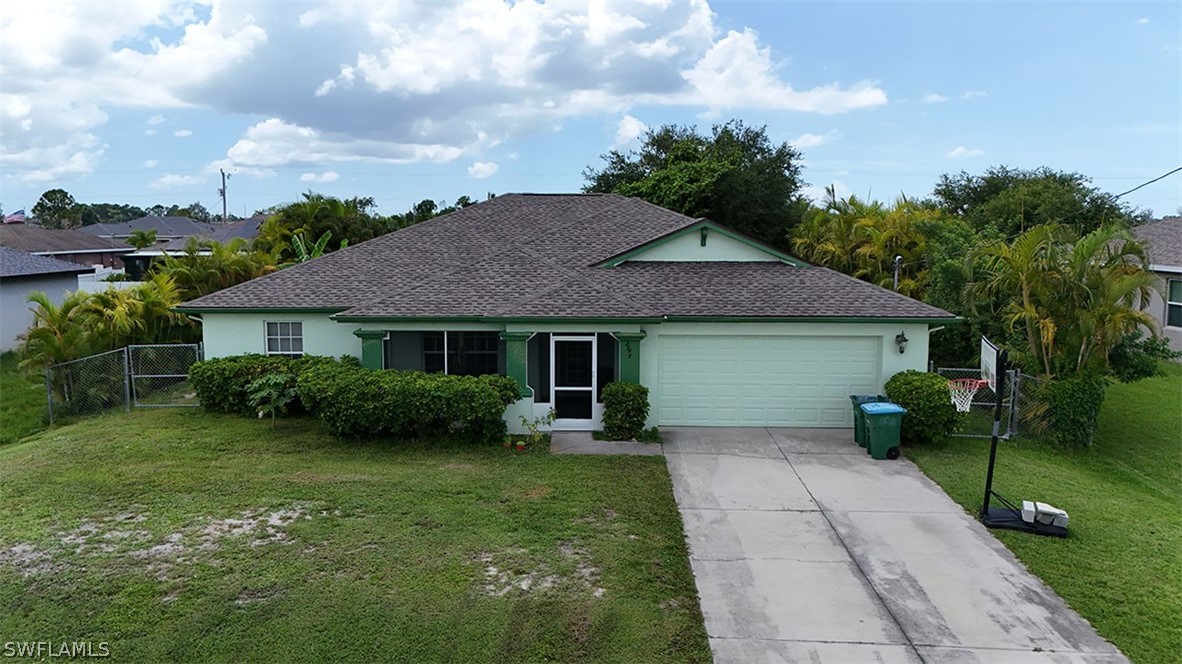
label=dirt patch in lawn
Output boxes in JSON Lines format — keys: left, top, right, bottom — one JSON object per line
{"left": 0, "top": 503, "right": 333, "bottom": 588}
{"left": 472, "top": 541, "right": 604, "bottom": 598}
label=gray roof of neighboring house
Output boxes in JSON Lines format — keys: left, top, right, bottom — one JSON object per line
{"left": 180, "top": 194, "right": 955, "bottom": 321}
{"left": 81, "top": 216, "right": 216, "bottom": 238}
{"left": 1134, "top": 217, "right": 1182, "bottom": 269}
{"left": 0, "top": 246, "right": 95, "bottom": 279}
{"left": 160, "top": 214, "right": 267, "bottom": 251}
{"left": 0, "top": 224, "right": 132, "bottom": 255}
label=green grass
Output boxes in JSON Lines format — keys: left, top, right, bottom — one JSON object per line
{"left": 0, "top": 410, "right": 710, "bottom": 663}
{"left": 907, "top": 362, "right": 1182, "bottom": 664}
{"left": 0, "top": 351, "right": 47, "bottom": 446}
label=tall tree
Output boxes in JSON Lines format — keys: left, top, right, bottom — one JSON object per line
{"left": 127, "top": 229, "right": 158, "bottom": 250}
{"left": 254, "top": 193, "right": 384, "bottom": 261}
{"left": 31, "top": 189, "right": 79, "bottom": 229}
{"left": 967, "top": 224, "right": 1157, "bottom": 379}
{"left": 584, "top": 120, "right": 808, "bottom": 250}
{"left": 933, "top": 166, "right": 1144, "bottom": 237}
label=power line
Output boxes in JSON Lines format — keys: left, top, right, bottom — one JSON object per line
{"left": 1111, "top": 166, "right": 1182, "bottom": 199}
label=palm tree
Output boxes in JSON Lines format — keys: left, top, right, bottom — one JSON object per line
{"left": 127, "top": 229, "right": 158, "bottom": 250}
{"left": 18, "top": 291, "right": 93, "bottom": 371}
{"left": 967, "top": 223, "right": 1158, "bottom": 379}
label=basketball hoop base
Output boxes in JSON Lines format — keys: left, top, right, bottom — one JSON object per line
{"left": 984, "top": 507, "right": 1068, "bottom": 538}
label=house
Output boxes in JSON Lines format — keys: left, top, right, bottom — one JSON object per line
{"left": 121, "top": 214, "right": 268, "bottom": 280}
{"left": 0, "top": 224, "right": 133, "bottom": 269}
{"left": 177, "top": 194, "right": 957, "bottom": 432}
{"left": 80, "top": 216, "right": 216, "bottom": 243}
{"left": 0, "top": 247, "right": 95, "bottom": 351}
{"left": 1133, "top": 216, "right": 1182, "bottom": 352}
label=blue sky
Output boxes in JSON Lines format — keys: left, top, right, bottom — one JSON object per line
{"left": 1, "top": 1, "right": 1179, "bottom": 219}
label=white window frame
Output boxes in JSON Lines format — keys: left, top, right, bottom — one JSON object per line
{"left": 264, "top": 320, "right": 304, "bottom": 356}
{"left": 1168, "top": 279, "right": 1182, "bottom": 329}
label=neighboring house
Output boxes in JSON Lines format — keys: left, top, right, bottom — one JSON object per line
{"left": 81, "top": 216, "right": 216, "bottom": 243}
{"left": 1133, "top": 216, "right": 1182, "bottom": 352}
{"left": 0, "top": 247, "right": 94, "bottom": 351}
{"left": 121, "top": 214, "right": 268, "bottom": 280}
{"left": 178, "top": 194, "right": 957, "bottom": 432}
{"left": 0, "top": 224, "right": 133, "bottom": 268}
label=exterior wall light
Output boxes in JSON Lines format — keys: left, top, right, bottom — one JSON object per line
{"left": 895, "top": 332, "right": 909, "bottom": 354}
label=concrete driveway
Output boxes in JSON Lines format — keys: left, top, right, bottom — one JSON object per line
{"left": 663, "top": 427, "right": 1126, "bottom": 664}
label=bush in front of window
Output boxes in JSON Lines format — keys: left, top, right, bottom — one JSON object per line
{"left": 883, "top": 370, "right": 960, "bottom": 445}
{"left": 295, "top": 364, "right": 521, "bottom": 444}
{"left": 190, "top": 354, "right": 359, "bottom": 416}
{"left": 601, "top": 382, "right": 650, "bottom": 441}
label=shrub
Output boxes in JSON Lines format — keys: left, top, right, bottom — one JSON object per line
{"left": 601, "top": 382, "right": 650, "bottom": 441}
{"left": 884, "top": 370, "right": 960, "bottom": 444}
{"left": 1108, "top": 331, "right": 1181, "bottom": 383}
{"left": 295, "top": 365, "right": 519, "bottom": 444}
{"left": 189, "top": 354, "right": 355, "bottom": 416}
{"left": 1038, "top": 375, "right": 1107, "bottom": 448}
{"left": 479, "top": 374, "right": 523, "bottom": 408}
{"left": 246, "top": 373, "right": 297, "bottom": 427}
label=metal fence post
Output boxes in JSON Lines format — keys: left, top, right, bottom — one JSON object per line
{"left": 122, "top": 347, "right": 132, "bottom": 413}
{"left": 45, "top": 367, "right": 54, "bottom": 425}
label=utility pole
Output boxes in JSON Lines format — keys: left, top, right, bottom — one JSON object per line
{"left": 218, "top": 169, "right": 230, "bottom": 223}
{"left": 892, "top": 255, "right": 904, "bottom": 291}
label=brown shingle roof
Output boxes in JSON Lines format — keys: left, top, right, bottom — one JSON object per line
{"left": 181, "top": 194, "right": 954, "bottom": 321}
{"left": 1134, "top": 217, "right": 1182, "bottom": 269}
{"left": 0, "top": 224, "right": 131, "bottom": 255}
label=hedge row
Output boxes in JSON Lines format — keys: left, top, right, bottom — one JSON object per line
{"left": 295, "top": 363, "right": 520, "bottom": 443}
{"left": 189, "top": 354, "right": 521, "bottom": 444}
{"left": 602, "top": 382, "right": 650, "bottom": 440}
{"left": 189, "top": 354, "right": 357, "bottom": 416}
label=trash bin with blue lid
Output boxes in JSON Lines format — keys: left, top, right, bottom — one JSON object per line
{"left": 849, "top": 394, "right": 889, "bottom": 448}
{"left": 860, "top": 402, "right": 907, "bottom": 460}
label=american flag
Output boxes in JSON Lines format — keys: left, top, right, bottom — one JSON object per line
{"left": 3, "top": 209, "right": 26, "bottom": 223}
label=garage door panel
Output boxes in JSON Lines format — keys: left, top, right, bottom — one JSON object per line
{"left": 658, "top": 335, "right": 881, "bottom": 428}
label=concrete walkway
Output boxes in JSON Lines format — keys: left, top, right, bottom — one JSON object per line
{"left": 663, "top": 427, "right": 1126, "bottom": 664}
{"left": 549, "top": 432, "right": 663, "bottom": 456}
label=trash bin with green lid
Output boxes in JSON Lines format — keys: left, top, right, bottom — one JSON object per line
{"left": 849, "top": 394, "right": 889, "bottom": 448}
{"left": 860, "top": 402, "right": 907, "bottom": 460}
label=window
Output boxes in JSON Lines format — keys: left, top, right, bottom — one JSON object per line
{"left": 420, "top": 331, "right": 501, "bottom": 376}
{"left": 1168, "top": 279, "right": 1182, "bottom": 328}
{"left": 265, "top": 321, "right": 303, "bottom": 355}
{"left": 423, "top": 332, "right": 446, "bottom": 373}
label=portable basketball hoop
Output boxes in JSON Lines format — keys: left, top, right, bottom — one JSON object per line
{"left": 948, "top": 378, "right": 988, "bottom": 413}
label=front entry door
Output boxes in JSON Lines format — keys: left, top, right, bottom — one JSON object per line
{"left": 551, "top": 335, "right": 599, "bottom": 430}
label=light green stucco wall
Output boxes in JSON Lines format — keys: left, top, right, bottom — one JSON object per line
{"left": 199, "top": 313, "right": 360, "bottom": 359}
{"left": 628, "top": 230, "right": 779, "bottom": 262}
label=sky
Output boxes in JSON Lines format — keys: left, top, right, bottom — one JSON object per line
{"left": 1, "top": 1, "right": 1179, "bottom": 220}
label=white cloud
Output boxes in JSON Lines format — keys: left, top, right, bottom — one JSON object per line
{"left": 299, "top": 170, "right": 340, "bottom": 183}
{"left": 612, "top": 114, "right": 648, "bottom": 149}
{"left": 920, "top": 93, "right": 948, "bottom": 103}
{"left": 961, "top": 90, "right": 988, "bottom": 100}
{"left": 467, "top": 161, "right": 499, "bottom": 179}
{"left": 219, "top": 118, "right": 465, "bottom": 169}
{"left": 948, "top": 145, "right": 984, "bottom": 158}
{"left": 792, "top": 130, "right": 843, "bottom": 149}
{"left": 142, "top": 159, "right": 159, "bottom": 168}
{"left": 1137, "top": 18, "right": 1150, "bottom": 24}
{"left": 150, "top": 173, "right": 204, "bottom": 189}
{"left": 174, "top": 129, "right": 193, "bottom": 138}
{"left": 2, "top": 1, "right": 891, "bottom": 178}
{"left": 144, "top": 129, "right": 157, "bottom": 136}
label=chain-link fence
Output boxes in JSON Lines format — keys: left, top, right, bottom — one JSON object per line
{"left": 46, "top": 343, "right": 203, "bottom": 423}
{"left": 129, "top": 344, "right": 203, "bottom": 407}
{"left": 934, "top": 367, "right": 1019, "bottom": 439}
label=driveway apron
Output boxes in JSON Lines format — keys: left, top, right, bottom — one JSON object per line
{"left": 663, "top": 427, "right": 1127, "bottom": 664}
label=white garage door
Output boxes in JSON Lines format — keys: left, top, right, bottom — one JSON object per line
{"left": 657, "top": 335, "right": 881, "bottom": 427}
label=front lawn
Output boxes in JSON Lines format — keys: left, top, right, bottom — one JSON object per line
{"left": 0, "top": 410, "right": 710, "bottom": 663}
{"left": 0, "top": 351, "right": 47, "bottom": 446}
{"left": 907, "top": 363, "right": 1182, "bottom": 664}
